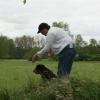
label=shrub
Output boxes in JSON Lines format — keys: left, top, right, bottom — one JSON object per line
{"left": 24, "top": 48, "right": 41, "bottom": 61}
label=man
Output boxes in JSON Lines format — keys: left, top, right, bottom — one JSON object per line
{"left": 32, "top": 23, "right": 76, "bottom": 78}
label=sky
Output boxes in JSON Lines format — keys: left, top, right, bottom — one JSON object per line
{"left": 0, "top": 0, "right": 100, "bottom": 42}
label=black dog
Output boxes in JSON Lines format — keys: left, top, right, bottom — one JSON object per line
{"left": 33, "top": 64, "right": 57, "bottom": 80}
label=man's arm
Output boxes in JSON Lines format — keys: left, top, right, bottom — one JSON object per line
{"left": 36, "top": 45, "right": 50, "bottom": 58}
{"left": 36, "top": 32, "right": 55, "bottom": 58}
{"left": 32, "top": 32, "right": 55, "bottom": 62}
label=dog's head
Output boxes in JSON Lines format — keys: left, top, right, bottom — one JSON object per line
{"left": 33, "top": 64, "right": 47, "bottom": 74}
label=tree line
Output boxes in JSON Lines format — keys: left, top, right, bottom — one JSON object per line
{"left": 0, "top": 35, "right": 45, "bottom": 59}
{"left": 0, "top": 21, "right": 100, "bottom": 61}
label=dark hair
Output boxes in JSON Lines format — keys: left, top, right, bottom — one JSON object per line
{"left": 37, "top": 23, "right": 50, "bottom": 33}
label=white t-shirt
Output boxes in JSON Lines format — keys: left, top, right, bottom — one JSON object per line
{"left": 36, "top": 27, "right": 74, "bottom": 58}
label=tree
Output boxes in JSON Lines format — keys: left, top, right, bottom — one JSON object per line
{"left": 82, "top": 41, "right": 88, "bottom": 47}
{"left": 52, "top": 21, "right": 69, "bottom": 31}
{"left": 8, "top": 39, "right": 16, "bottom": 58}
{"left": 89, "top": 39, "right": 97, "bottom": 47}
{"left": 15, "top": 35, "right": 34, "bottom": 50}
{"left": 75, "top": 34, "right": 83, "bottom": 48}
{"left": 98, "top": 41, "right": 100, "bottom": 46}
{"left": 34, "top": 35, "right": 46, "bottom": 48}
{"left": 23, "top": 0, "right": 26, "bottom": 4}
{"left": 0, "top": 36, "right": 9, "bottom": 58}
{"left": 52, "top": 21, "right": 74, "bottom": 38}
{"left": 15, "top": 35, "right": 35, "bottom": 59}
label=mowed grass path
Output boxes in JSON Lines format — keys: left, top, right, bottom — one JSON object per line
{"left": 0, "top": 59, "right": 100, "bottom": 90}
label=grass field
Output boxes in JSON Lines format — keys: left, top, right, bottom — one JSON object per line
{"left": 0, "top": 59, "right": 100, "bottom": 100}
{"left": 0, "top": 59, "right": 57, "bottom": 90}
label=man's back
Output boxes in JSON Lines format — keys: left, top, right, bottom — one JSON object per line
{"left": 46, "top": 27, "right": 74, "bottom": 54}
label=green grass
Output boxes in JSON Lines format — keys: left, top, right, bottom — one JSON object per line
{"left": 0, "top": 59, "right": 58, "bottom": 90}
{"left": 0, "top": 59, "right": 100, "bottom": 100}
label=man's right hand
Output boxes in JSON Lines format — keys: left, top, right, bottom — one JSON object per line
{"left": 32, "top": 54, "right": 38, "bottom": 63}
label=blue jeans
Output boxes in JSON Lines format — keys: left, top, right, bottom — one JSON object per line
{"left": 57, "top": 45, "right": 76, "bottom": 78}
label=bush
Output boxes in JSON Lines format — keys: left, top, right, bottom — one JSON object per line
{"left": 89, "top": 54, "right": 100, "bottom": 61}
{"left": 0, "top": 89, "right": 9, "bottom": 100}
{"left": 24, "top": 48, "right": 41, "bottom": 61}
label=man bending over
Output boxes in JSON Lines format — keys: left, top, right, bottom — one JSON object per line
{"left": 32, "top": 23, "right": 76, "bottom": 78}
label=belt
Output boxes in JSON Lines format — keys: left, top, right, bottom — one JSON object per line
{"left": 59, "top": 44, "right": 75, "bottom": 55}
{"left": 59, "top": 44, "right": 75, "bottom": 54}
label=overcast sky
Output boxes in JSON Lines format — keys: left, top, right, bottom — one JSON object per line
{"left": 0, "top": 0, "right": 100, "bottom": 41}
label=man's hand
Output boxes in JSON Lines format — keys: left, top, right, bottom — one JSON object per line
{"left": 32, "top": 54, "right": 38, "bottom": 63}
